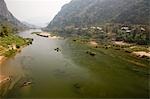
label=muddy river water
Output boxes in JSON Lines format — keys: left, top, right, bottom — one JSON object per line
{"left": 0, "top": 29, "right": 149, "bottom": 98}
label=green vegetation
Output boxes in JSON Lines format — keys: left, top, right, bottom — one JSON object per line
{"left": 69, "top": 37, "right": 149, "bottom": 63}
{"left": 0, "top": 24, "right": 33, "bottom": 57}
{"left": 0, "top": 23, "right": 17, "bottom": 37}
{"left": 51, "top": 24, "right": 149, "bottom": 45}
{"left": 47, "top": 23, "right": 149, "bottom": 61}
{"left": 3, "top": 49, "right": 16, "bottom": 57}
{"left": 0, "top": 34, "right": 27, "bottom": 48}
{"left": 64, "top": 35, "right": 150, "bottom": 61}
{"left": 116, "top": 29, "right": 149, "bottom": 45}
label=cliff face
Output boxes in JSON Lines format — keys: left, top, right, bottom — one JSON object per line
{"left": 47, "top": 0, "right": 149, "bottom": 30}
{"left": 0, "top": 0, "right": 26, "bottom": 29}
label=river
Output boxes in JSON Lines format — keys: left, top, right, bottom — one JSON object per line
{"left": 0, "top": 29, "right": 149, "bottom": 98}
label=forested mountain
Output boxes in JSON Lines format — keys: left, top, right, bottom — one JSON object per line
{"left": 0, "top": 0, "right": 27, "bottom": 29}
{"left": 47, "top": 0, "right": 149, "bottom": 30}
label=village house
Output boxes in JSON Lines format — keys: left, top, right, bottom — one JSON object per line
{"left": 126, "top": 30, "right": 132, "bottom": 33}
{"left": 121, "top": 27, "right": 129, "bottom": 30}
{"left": 121, "top": 26, "right": 131, "bottom": 33}
{"left": 97, "top": 27, "right": 103, "bottom": 31}
{"left": 90, "top": 26, "right": 96, "bottom": 29}
{"left": 74, "top": 28, "right": 79, "bottom": 30}
{"left": 141, "top": 27, "right": 145, "bottom": 31}
{"left": 82, "top": 28, "right": 88, "bottom": 30}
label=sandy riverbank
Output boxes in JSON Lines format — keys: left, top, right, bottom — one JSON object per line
{"left": 49, "top": 36, "right": 60, "bottom": 39}
{"left": 36, "top": 32, "right": 60, "bottom": 39}
{"left": 0, "top": 56, "right": 6, "bottom": 64}
{"left": 89, "top": 41, "right": 98, "bottom": 46}
{"left": 113, "top": 41, "right": 131, "bottom": 46}
{"left": 133, "top": 51, "right": 150, "bottom": 58}
{"left": 38, "top": 32, "right": 51, "bottom": 37}
{"left": 42, "top": 32, "right": 60, "bottom": 39}
{"left": 0, "top": 75, "right": 10, "bottom": 85}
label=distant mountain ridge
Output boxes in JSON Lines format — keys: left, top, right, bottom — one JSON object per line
{"left": 22, "top": 21, "right": 41, "bottom": 29}
{"left": 47, "top": 0, "right": 149, "bottom": 30}
{"left": 0, "top": 0, "right": 27, "bottom": 29}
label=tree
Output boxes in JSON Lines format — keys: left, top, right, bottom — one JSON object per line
{"left": 0, "top": 24, "right": 13, "bottom": 37}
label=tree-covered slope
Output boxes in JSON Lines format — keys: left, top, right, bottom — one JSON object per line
{"left": 0, "top": 0, "right": 27, "bottom": 29}
{"left": 47, "top": 0, "right": 149, "bottom": 30}
{"left": 115, "top": 0, "right": 149, "bottom": 24}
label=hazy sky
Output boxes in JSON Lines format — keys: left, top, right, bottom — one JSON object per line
{"left": 5, "top": 0, "right": 71, "bottom": 27}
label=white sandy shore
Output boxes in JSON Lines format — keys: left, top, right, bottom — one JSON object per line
{"left": 38, "top": 32, "right": 60, "bottom": 39}
{"left": 114, "top": 41, "right": 131, "bottom": 46}
{"left": 89, "top": 41, "right": 98, "bottom": 46}
{"left": 48, "top": 36, "right": 60, "bottom": 39}
{"left": 38, "top": 32, "right": 51, "bottom": 37}
{"left": 133, "top": 51, "right": 150, "bottom": 57}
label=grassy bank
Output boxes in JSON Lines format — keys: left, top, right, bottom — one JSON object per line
{"left": 0, "top": 34, "right": 33, "bottom": 58}
{"left": 67, "top": 37, "right": 150, "bottom": 60}
{"left": 45, "top": 25, "right": 149, "bottom": 60}
{"left": 63, "top": 38, "right": 149, "bottom": 74}
{"left": 60, "top": 37, "right": 149, "bottom": 98}
{"left": 47, "top": 23, "right": 149, "bottom": 60}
